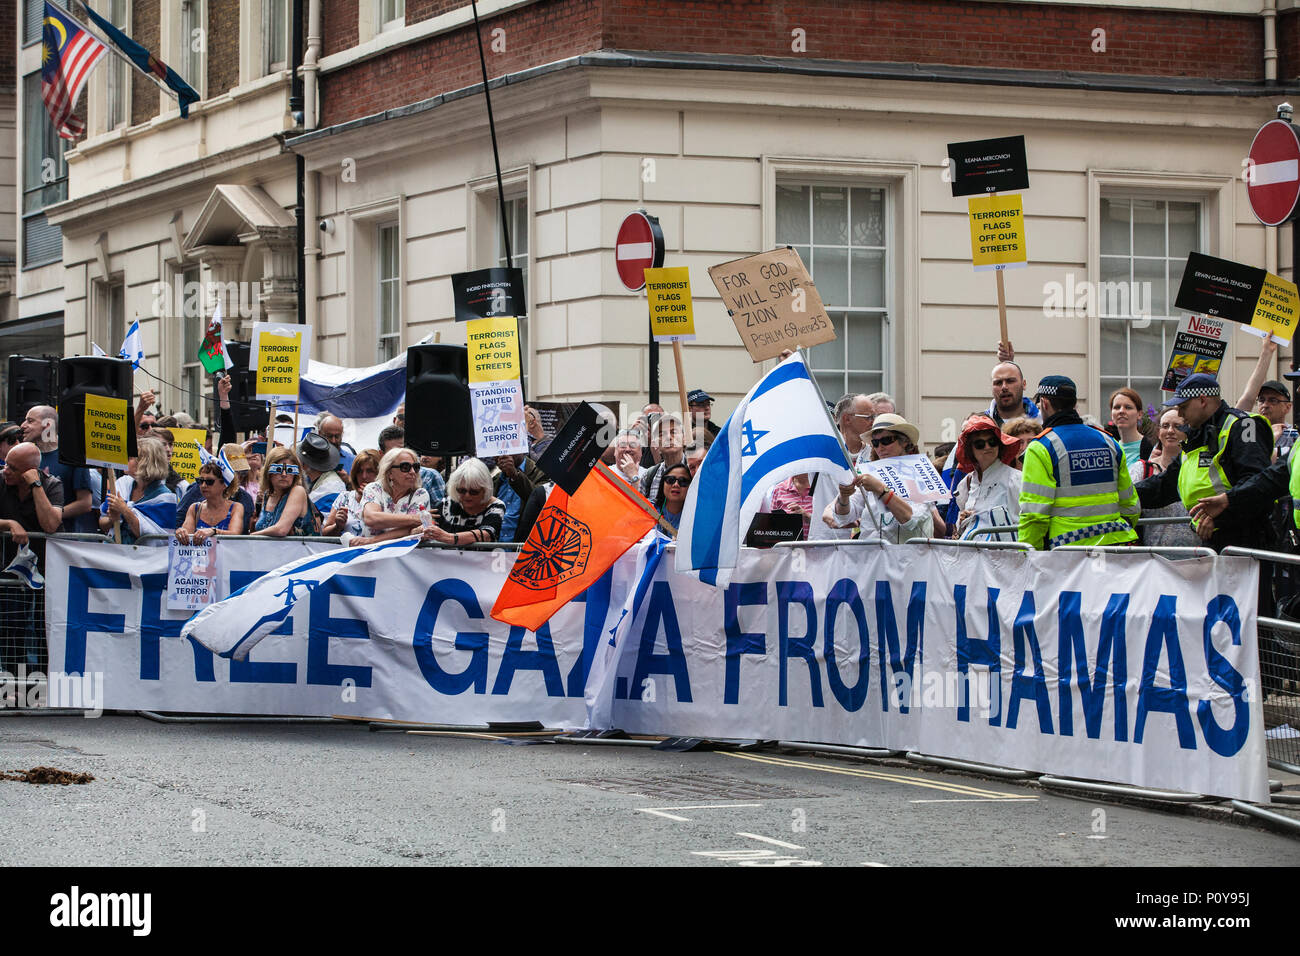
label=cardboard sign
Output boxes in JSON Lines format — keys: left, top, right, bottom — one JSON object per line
{"left": 467, "top": 316, "right": 522, "bottom": 384}
{"left": 251, "top": 323, "right": 311, "bottom": 401}
{"left": 470, "top": 381, "right": 529, "bottom": 459}
{"left": 166, "top": 538, "right": 219, "bottom": 611}
{"left": 645, "top": 267, "right": 696, "bottom": 342}
{"left": 1161, "top": 315, "right": 1229, "bottom": 393}
{"left": 1174, "top": 254, "right": 1266, "bottom": 324}
{"left": 967, "top": 194, "right": 1027, "bottom": 271}
{"left": 169, "top": 427, "right": 208, "bottom": 481}
{"left": 82, "top": 393, "right": 130, "bottom": 469}
{"left": 452, "top": 267, "right": 527, "bottom": 321}
{"left": 947, "top": 135, "right": 1029, "bottom": 197}
{"left": 708, "top": 247, "right": 835, "bottom": 362}
{"left": 1247, "top": 272, "right": 1300, "bottom": 346}
{"left": 536, "top": 402, "right": 612, "bottom": 495}
{"left": 857, "top": 454, "right": 949, "bottom": 504}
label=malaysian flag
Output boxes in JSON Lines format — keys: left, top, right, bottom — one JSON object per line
{"left": 41, "top": 3, "right": 108, "bottom": 139}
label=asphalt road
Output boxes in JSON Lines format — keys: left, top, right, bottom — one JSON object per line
{"left": 1, "top": 714, "right": 1296, "bottom": 867}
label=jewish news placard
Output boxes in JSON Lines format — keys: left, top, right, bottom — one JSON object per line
{"left": 967, "top": 194, "right": 1028, "bottom": 271}
{"left": 82, "top": 393, "right": 130, "bottom": 470}
{"left": 166, "top": 538, "right": 219, "bottom": 612}
{"left": 708, "top": 247, "right": 835, "bottom": 362}
{"left": 169, "top": 427, "right": 208, "bottom": 481}
{"left": 251, "top": 323, "right": 312, "bottom": 401}
{"left": 1161, "top": 315, "right": 1229, "bottom": 393}
{"left": 645, "top": 267, "right": 696, "bottom": 343}
{"left": 1245, "top": 272, "right": 1300, "bottom": 346}
{"left": 466, "top": 316, "right": 528, "bottom": 458}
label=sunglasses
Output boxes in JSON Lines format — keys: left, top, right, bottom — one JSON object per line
{"left": 268, "top": 463, "right": 300, "bottom": 476}
{"left": 394, "top": 461, "right": 418, "bottom": 473}
{"left": 139, "top": 423, "right": 154, "bottom": 431}
{"left": 969, "top": 436, "right": 1000, "bottom": 451}
{"left": 197, "top": 477, "right": 219, "bottom": 487}
{"left": 870, "top": 434, "right": 898, "bottom": 448}
{"left": 458, "top": 486, "right": 484, "bottom": 496}
{"left": 663, "top": 475, "right": 691, "bottom": 487}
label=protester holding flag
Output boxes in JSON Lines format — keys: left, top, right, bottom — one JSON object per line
{"left": 653, "top": 462, "right": 692, "bottom": 534}
{"left": 422, "top": 458, "right": 504, "bottom": 546}
{"left": 176, "top": 461, "right": 244, "bottom": 544}
{"left": 250, "top": 447, "right": 315, "bottom": 537}
{"left": 99, "top": 438, "right": 178, "bottom": 543}
{"left": 824, "top": 414, "right": 937, "bottom": 543}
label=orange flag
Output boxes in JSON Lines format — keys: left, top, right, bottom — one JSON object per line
{"left": 491, "top": 465, "right": 658, "bottom": 632}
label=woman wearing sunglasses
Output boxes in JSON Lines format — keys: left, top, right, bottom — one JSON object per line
{"left": 250, "top": 447, "right": 315, "bottom": 537}
{"left": 422, "top": 458, "right": 505, "bottom": 546}
{"left": 361, "top": 447, "right": 431, "bottom": 543}
{"left": 823, "top": 413, "right": 937, "bottom": 543}
{"left": 653, "top": 462, "right": 692, "bottom": 535}
{"left": 176, "top": 462, "right": 245, "bottom": 545}
{"left": 952, "top": 414, "right": 1023, "bottom": 541}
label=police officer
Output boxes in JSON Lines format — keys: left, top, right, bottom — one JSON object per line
{"left": 1134, "top": 372, "right": 1273, "bottom": 553}
{"left": 1018, "top": 375, "right": 1139, "bottom": 550}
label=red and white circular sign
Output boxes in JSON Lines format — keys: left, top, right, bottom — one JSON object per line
{"left": 615, "top": 210, "right": 665, "bottom": 291}
{"left": 1248, "top": 119, "right": 1300, "bottom": 226}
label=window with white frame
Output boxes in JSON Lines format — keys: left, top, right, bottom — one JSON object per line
{"left": 21, "top": 72, "right": 67, "bottom": 267}
{"left": 1099, "top": 197, "right": 1202, "bottom": 401}
{"left": 105, "top": 0, "right": 130, "bottom": 129}
{"left": 380, "top": 0, "right": 405, "bottom": 31}
{"left": 496, "top": 196, "right": 529, "bottom": 393}
{"left": 377, "top": 223, "right": 401, "bottom": 362}
{"left": 262, "top": 0, "right": 288, "bottom": 74}
{"left": 775, "top": 183, "right": 888, "bottom": 400}
{"left": 178, "top": 0, "right": 205, "bottom": 92}
{"left": 97, "top": 279, "right": 126, "bottom": 358}
{"left": 178, "top": 264, "right": 204, "bottom": 421}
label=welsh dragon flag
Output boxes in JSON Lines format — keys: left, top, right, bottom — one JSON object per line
{"left": 198, "top": 301, "right": 235, "bottom": 374}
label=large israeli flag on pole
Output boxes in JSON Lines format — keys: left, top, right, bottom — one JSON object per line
{"left": 675, "top": 351, "right": 853, "bottom": 587}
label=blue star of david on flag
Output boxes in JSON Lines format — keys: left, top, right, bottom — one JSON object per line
{"left": 739, "top": 420, "right": 769, "bottom": 457}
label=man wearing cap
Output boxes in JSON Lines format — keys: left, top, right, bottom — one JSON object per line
{"left": 1135, "top": 372, "right": 1273, "bottom": 553}
{"left": 1252, "top": 378, "right": 1295, "bottom": 460}
{"left": 174, "top": 444, "right": 256, "bottom": 533}
{"left": 299, "top": 433, "right": 347, "bottom": 517}
{"left": 1018, "top": 375, "right": 1139, "bottom": 550}
{"left": 688, "top": 389, "right": 720, "bottom": 439}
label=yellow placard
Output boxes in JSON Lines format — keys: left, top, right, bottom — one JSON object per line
{"left": 83, "top": 393, "right": 130, "bottom": 469}
{"left": 255, "top": 331, "right": 303, "bottom": 400}
{"left": 967, "top": 194, "right": 1028, "bottom": 271}
{"left": 169, "top": 427, "right": 208, "bottom": 482}
{"left": 645, "top": 267, "right": 696, "bottom": 343}
{"left": 467, "top": 315, "right": 521, "bottom": 384}
{"left": 1249, "top": 272, "right": 1299, "bottom": 346}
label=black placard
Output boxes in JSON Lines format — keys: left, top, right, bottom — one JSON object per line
{"left": 744, "top": 511, "right": 804, "bottom": 548}
{"left": 947, "top": 135, "right": 1029, "bottom": 197}
{"left": 535, "top": 402, "right": 611, "bottom": 495}
{"left": 452, "top": 267, "right": 527, "bottom": 322}
{"left": 1174, "top": 253, "right": 1266, "bottom": 324}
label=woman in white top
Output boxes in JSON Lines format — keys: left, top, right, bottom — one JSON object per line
{"left": 1135, "top": 407, "right": 1200, "bottom": 548}
{"left": 953, "top": 414, "right": 1024, "bottom": 541}
{"left": 823, "top": 414, "right": 936, "bottom": 543}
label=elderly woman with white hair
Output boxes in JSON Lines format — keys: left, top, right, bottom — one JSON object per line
{"left": 357, "top": 446, "right": 431, "bottom": 544}
{"left": 422, "top": 458, "right": 506, "bottom": 546}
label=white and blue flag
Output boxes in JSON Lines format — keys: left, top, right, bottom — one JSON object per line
{"left": 675, "top": 352, "right": 852, "bottom": 587}
{"left": 91, "top": 342, "right": 107, "bottom": 357}
{"left": 118, "top": 319, "right": 144, "bottom": 370}
{"left": 278, "top": 351, "right": 408, "bottom": 454}
{"left": 4, "top": 545, "right": 44, "bottom": 590}
{"left": 182, "top": 534, "right": 423, "bottom": 660}
{"left": 197, "top": 442, "right": 236, "bottom": 485}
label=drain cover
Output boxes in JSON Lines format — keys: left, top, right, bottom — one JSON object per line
{"left": 564, "top": 771, "right": 813, "bottom": 801}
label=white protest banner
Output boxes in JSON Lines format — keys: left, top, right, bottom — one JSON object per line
{"left": 166, "top": 538, "right": 219, "bottom": 611}
{"left": 44, "top": 539, "right": 1268, "bottom": 801}
{"left": 857, "top": 454, "right": 950, "bottom": 503}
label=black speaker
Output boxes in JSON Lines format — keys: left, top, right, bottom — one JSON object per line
{"left": 6, "top": 356, "right": 57, "bottom": 423}
{"left": 405, "top": 344, "right": 472, "bottom": 456}
{"left": 224, "top": 341, "right": 268, "bottom": 434}
{"left": 57, "top": 357, "right": 138, "bottom": 468}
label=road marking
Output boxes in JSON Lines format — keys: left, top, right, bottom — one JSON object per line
{"left": 910, "top": 797, "right": 1038, "bottom": 803}
{"left": 636, "top": 802, "right": 762, "bottom": 822}
{"left": 721, "top": 751, "right": 1029, "bottom": 799}
{"left": 737, "top": 832, "right": 804, "bottom": 849}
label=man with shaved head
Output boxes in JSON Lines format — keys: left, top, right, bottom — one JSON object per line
{"left": 988, "top": 361, "right": 1040, "bottom": 427}
{"left": 21, "top": 405, "right": 97, "bottom": 532}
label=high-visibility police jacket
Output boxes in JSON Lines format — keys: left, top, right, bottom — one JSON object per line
{"left": 1218, "top": 444, "right": 1300, "bottom": 530}
{"left": 1018, "top": 422, "right": 1140, "bottom": 550}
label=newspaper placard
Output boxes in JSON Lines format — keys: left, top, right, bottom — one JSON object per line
{"left": 470, "top": 381, "right": 529, "bottom": 458}
{"left": 645, "top": 267, "right": 696, "bottom": 343}
{"left": 166, "top": 538, "right": 219, "bottom": 611}
{"left": 1245, "top": 272, "right": 1300, "bottom": 346}
{"left": 857, "top": 453, "right": 950, "bottom": 503}
{"left": 251, "top": 322, "right": 312, "bottom": 401}
{"left": 169, "top": 427, "right": 208, "bottom": 481}
{"left": 708, "top": 247, "right": 834, "bottom": 362}
{"left": 967, "top": 193, "right": 1028, "bottom": 272}
{"left": 82, "top": 393, "right": 130, "bottom": 470}
{"left": 1161, "top": 314, "right": 1229, "bottom": 392}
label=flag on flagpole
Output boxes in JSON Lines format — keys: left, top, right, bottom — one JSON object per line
{"left": 675, "top": 351, "right": 853, "bottom": 588}
{"left": 40, "top": 2, "right": 108, "bottom": 139}
{"left": 491, "top": 466, "right": 659, "bottom": 633}
{"left": 118, "top": 318, "right": 143, "bottom": 369}
{"left": 197, "top": 300, "right": 234, "bottom": 373}
{"left": 78, "top": 0, "right": 200, "bottom": 118}
{"left": 91, "top": 342, "right": 106, "bottom": 356}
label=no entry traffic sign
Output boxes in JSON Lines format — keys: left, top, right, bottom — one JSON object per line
{"left": 615, "top": 210, "right": 665, "bottom": 291}
{"left": 1248, "top": 119, "right": 1300, "bottom": 226}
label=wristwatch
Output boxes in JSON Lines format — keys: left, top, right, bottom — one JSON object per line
{"left": 28, "top": 478, "right": 42, "bottom": 490}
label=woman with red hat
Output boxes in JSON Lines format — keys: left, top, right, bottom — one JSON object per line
{"left": 953, "top": 414, "right": 1023, "bottom": 541}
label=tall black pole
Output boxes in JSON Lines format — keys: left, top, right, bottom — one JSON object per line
{"left": 292, "top": 0, "right": 306, "bottom": 326}
{"left": 471, "top": 0, "right": 512, "bottom": 270}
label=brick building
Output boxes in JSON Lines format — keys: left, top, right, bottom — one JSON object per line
{"left": 24, "top": 0, "right": 1300, "bottom": 440}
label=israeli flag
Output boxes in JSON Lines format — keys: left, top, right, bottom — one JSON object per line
{"left": 675, "top": 352, "right": 853, "bottom": 587}
{"left": 196, "top": 441, "right": 235, "bottom": 485}
{"left": 280, "top": 351, "right": 407, "bottom": 453}
{"left": 4, "top": 545, "right": 44, "bottom": 590}
{"left": 118, "top": 319, "right": 144, "bottom": 370}
{"left": 91, "top": 342, "right": 107, "bottom": 357}
{"left": 183, "top": 535, "right": 423, "bottom": 659}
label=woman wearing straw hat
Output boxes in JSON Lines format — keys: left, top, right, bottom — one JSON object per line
{"left": 823, "top": 413, "right": 938, "bottom": 543}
